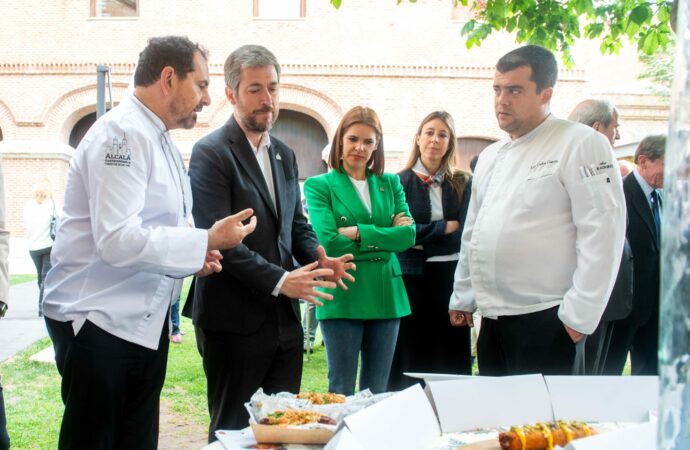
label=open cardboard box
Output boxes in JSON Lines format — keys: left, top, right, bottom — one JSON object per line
{"left": 325, "top": 375, "right": 659, "bottom": 450}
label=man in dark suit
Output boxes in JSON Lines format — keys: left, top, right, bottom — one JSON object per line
{"left": 187, "top": 45, "right": 355, "bottom": 439}
{"left": 605, "top": 135, "right": 665, "bottom": 375}
{"left": 569, "top": 99, "right": 634, "bottom": 375}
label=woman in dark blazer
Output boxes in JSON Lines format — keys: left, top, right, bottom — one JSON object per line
{"left": 304, "top": 106, "right": 415, "bottom": 395}
{"left": 388, "top": 111, "right": 472, "bottom": 390}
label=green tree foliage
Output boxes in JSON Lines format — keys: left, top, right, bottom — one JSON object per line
{"left": 329, "top": 0, "right": 675, "bottom": 67}
{"left": 639, "top": 39, "right": 675, "bottom": 99}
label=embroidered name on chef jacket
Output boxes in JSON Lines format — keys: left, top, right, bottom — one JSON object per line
{"left": 104, "top": 134, "right": 132, "bottom": 167}
{"left": 526, "top": 159, "right": 559, "bottom": 180}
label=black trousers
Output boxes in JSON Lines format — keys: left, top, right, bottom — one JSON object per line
{"left": 29, "top": 246, "right": 51, "bottom": 316}
{"left": 0, "top": 377, "right": 8, "bottom": 450}
{"left": 45, "top": 317, "right": 169, "bottom": 450}
{"left": 604, "top": 312, "right": 659, "bottom": 375}
{"left": 584, "top": 320, "right": 615, "bottom": 375}
{"left": 477, "top": 306, "right": 576, "bottom": 376}
{"left": 197, "top": 303, "right": 303, "bottom": 442}
{"left": 388, "top": 261, "right": 471, "bottom": 391}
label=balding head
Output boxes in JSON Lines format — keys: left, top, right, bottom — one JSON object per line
{"left": 569, "top": 99, "right": 620, "bottom": 145}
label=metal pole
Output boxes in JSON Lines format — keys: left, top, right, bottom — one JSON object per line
{"left": 96, "top": 65, "right": 110, "bottom": 118}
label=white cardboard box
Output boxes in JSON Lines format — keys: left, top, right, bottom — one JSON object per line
{"left": 328, "top": 375, "right": 658, "bottom": 450}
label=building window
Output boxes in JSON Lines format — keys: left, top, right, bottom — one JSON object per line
{"left": 253, "top": 0, "right": 305, "bottom": 19}
{"left": 91, "top": 0, "right": 138, "bottom": 18}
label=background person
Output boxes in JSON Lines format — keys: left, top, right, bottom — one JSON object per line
{"left": 304, "top": 106, "right": 415, "bottom": 396}
{"left": 569, "top": 99, "right": 634, "bottom": 375}
{"left": 22, "top": 178, "right": 57, "bottom": 317}
{"left": 605, "top": 135, "right": 666, "bottom": 375}
{"left": 0, "top": 157, "right": 12, "bottom": 450}
{"left": 388, "top": 111, "right": 472, "bottom": 390}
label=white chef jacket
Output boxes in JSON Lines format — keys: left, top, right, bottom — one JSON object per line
{"left": 43, "top": 95, "right": 208, "bottom": 350}
{"left": 450, "top": 116, "right": 626, "bottom": 334}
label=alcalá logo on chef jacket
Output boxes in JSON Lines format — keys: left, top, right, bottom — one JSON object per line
{"left": 105, "top": 135, "right": 132, "bottom": 167}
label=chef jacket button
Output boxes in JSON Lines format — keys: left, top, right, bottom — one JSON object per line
{"left": 340, "top": 216, "right": 347, "bottom": 222}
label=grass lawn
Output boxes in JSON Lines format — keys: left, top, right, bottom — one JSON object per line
{"left": 9, "top": 274, "right": 37, "bottom": 286}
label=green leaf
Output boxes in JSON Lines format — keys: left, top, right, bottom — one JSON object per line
{"left": 629, "top": 4, "right": 652, "bottom": 25}
{"left": 461, "top": 20, "right": 476, "bottom": 36}
{"left": 330, "top": 0, "right": 342, "bottom": 9}
{"left": 625, "top": 18, "right": 641, "bottom": 39}
{"left": 506, "top": 16, "right": 517, "bottom": 32}
{"left": 657, "top": 4, "right": 671, "bottom": 23}
{"left": 640, "top": 30, "right": 660, "bottom": 55}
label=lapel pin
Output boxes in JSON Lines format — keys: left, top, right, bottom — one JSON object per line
{"left": 340, "top": 216, "right": 347, "bottom": 222}
{"left": 379, "top": 187, "right": 385, "bottom": 192}
{"left": 276, "top": 153, "right": 282, "bottom": 160}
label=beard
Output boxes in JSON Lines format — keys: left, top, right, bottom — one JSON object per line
{"left": 238, "top": 103, "right": 279, "bottom": 134}
{"left": 170, "top": 99, "right": 200, "bottom": 130}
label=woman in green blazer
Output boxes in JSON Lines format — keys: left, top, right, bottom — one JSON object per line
{"left": 304, "top": 106, "right": 416, "bottom": 395}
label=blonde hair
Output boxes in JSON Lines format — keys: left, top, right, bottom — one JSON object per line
{"left": 403, "top": 111, "right": 470, "bottom": 199}
{"left": 33, "top": 179, "right": 53, "bottom": 205}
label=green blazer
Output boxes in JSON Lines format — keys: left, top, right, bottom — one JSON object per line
{"left": 304, "top": 169, "right": 415, "bottom": 320}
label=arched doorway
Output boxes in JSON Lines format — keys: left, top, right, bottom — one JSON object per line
{"left": 271, "top": 109, "right": 328, "bottom": 180}
{"left": 69, "top": 112, "right": 98, "bottom": 149}
{"left": 456, "top": 136, "right": 498, "bottom": 172}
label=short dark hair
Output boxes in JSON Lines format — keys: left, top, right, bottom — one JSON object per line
{"left": 496, "top": 45, "right": 558, "bottom": 92}
{"left": 329, "top": 106, "right": 385, "bottom": 176}
{"left": 634, "top": 134, "right": 666, "bottom": 164}
{"left": 134, "top": 36, "right": 208, "bottom": 87}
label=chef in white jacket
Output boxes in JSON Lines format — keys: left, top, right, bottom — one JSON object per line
{"left": 42, "top": 36, "right": 256, "bottom": 450}
{"left": 449, "top": 45, "right": 626, "bottom": 376}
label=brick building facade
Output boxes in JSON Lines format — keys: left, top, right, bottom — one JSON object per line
{"left": 0, "top": 0, "right": 670, "bottom": 268}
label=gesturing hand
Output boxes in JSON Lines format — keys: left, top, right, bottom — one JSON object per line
{"left": 195, "top": 250, "right": 223, "bottom": 277}
{"left": 316, "top": 245, "right": 356, "bottom": 290}
{"left": 279, "top": 261, "right": 336, "bottom": 306}
{"left": 207, "top": 208, "right": 257, "bottom": 251}
{"left": 449, "top": 309, "right": 474, "bottom": 327}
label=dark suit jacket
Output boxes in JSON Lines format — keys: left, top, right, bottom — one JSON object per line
{"left": 600, "top": 238, "right": 633, "bottom": 322}
{"left": 184, "top": 115, "right": 319, "bottom": 334}
{"left": 396, "top": 169, "right": 471, "bottom": 276}
{"left": 623, "top": 173, "right": 660, "bottom": 324}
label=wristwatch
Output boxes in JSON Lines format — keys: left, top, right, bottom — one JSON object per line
{"left": 0, "top": 301, "right": 7, "bottom": 318}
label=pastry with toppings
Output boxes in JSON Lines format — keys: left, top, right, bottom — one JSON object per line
{"left": 498, "top": 421, "right": 596, "bottom": 450}
{"left": 296, "top": 392, "right": 346, "bottom": 405}
{"left": 258, "top": 409, "right": 337, "bottom": 427}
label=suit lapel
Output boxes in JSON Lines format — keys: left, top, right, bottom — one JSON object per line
{"left": 368, "top": 174, "right": 390, "bottom": 225}
{"left": 329, "top": 170, "right": 372, "bottom": 225}
{"left": 627, "top": 174, "right": 658, "bottom": 251}
{"left": 269, "top": 144, "right": 285, "bottom": 220}
{"left": 225, "top": 116, "right": 278, "bottom": 220}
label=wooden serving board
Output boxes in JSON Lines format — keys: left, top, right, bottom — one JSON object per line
{"left": 457, "top": 438, "right": 502, "bottom": 449}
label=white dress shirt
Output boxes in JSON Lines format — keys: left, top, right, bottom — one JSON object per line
{"left": 23, "top": 199, "right": 56, "bottom": 251}
{"left": 450, "top": 116, "right": 626, "bottom": 334}
{"left": 412, "top": 159, "right": 458, "bottom": 262}
{"left": 43, "top": 95, "right": 208, "bottom": 350}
